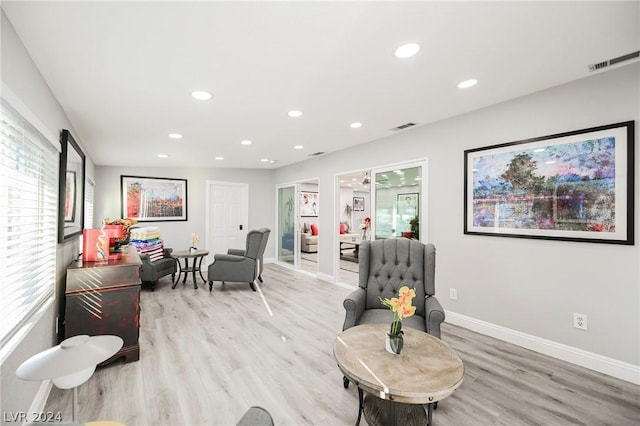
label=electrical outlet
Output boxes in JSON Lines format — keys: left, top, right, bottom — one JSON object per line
{"left": 573, "top": 313, "right": 588, "bottom": 330}
{"left": 449, "top": 288, "right": 458, "bottom": 300}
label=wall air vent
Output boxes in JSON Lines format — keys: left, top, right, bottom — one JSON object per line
{"left": 391, "top": 122, "right": 416, "bottom": 131}
{"left": 308, "top": 151, "right": 325, "bottom": 156}
{"left": 589, "top": 51, "right": 639, "bottom": 72}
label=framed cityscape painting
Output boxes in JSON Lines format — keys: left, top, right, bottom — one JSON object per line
{"left": 464, "top": 121, "right": 634, "bottom": 244}
{"left": 121, "top": 175, "right": 187, "bottom": 221}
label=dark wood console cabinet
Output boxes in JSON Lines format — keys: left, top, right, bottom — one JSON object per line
{"left": 64, "top": 247, "right": 142, "bottom": 364}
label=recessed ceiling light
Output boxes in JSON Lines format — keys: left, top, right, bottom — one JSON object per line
{"left": 350, "top": 122, "right": 362, "bottom": 128}
{"left": 215, "top": 156, "right": 224, "bottom": 160}
{"left": 394, "top": 42, "right": 420, "bottom": 59}
{"left": 288, "top": 110, "right": 302, "bottom": 117}
{"left": 260, "top": 158, "right": 269, "bottom": 162}
{"left": 157, "top": 154, "right": 168, "bottom": 158}
{"left": 168, "top": 133, "right": 182, "bottom": 139}
{"left": 269, "top": 160, "right": 277, "bottom": 164}
{"left": 241, "top": 140, "right": 252, "bottom": 145}
{"left": 294, "top": 145, "right": 304, "bottom": 150}
{"left": 191, "top": 90, "right": 212, "bottom": 100}
{"left": 534, "top": 148, "right": 546, "bottom": 152}
{"left": 457, "top": 79, "right": 478, "bottom": 89}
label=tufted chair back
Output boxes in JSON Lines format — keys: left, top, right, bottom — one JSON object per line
{"left": 358, "top": 238, "right": 435, "bottom": 317}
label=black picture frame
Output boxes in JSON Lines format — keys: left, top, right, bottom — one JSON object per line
{"left": 353, "top": 197, "right": 365, "bottom": 211}
{"left": 464, "top": 121, "right": 634, "bottom": 245}
{"left": 121, "top": 175, "right": 188, "bottom": 221}
{"left": 58, "top": 129, "right": 85, "bottom": 242}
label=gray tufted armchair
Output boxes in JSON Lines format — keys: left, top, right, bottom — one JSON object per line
{"left": 343, "top": 238, "right": 445, "bottom": 336}
{"left": 341, "top": 238, "right": 445, "bottom": 388}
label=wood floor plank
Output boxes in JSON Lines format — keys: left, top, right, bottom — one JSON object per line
{"left": 44, "top": 264, "right": 640, "bottom": 425}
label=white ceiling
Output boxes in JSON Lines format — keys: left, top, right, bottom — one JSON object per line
{"left": 2, "top": 1, "right": 638, "bottom": 169}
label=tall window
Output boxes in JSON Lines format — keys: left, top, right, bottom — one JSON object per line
{"left": 0, "top": 99, "right": 58, "bottom": 352}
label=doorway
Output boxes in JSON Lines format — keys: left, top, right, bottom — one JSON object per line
{"left": 276, "top": 179, "right": 319, "bottom": 274}
{"left": 205, "top": 181, "right": 249, "bottom": 266}
{"left": 335, "top": 170, "right": 371, "bottom": 286}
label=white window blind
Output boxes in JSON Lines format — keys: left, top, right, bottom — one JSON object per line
{"left": 0, "top": 100, "right": 58, "bottom": 349}
{"left": 85, "top": 178, "right": 95, "bottom": 229}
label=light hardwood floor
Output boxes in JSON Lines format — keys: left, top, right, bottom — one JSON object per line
{"left": 45, "top": 264, "right": 639, "bottom": 425}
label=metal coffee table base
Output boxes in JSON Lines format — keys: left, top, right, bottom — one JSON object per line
{"left": 355, "top": 388, "right": 434, "bottom": 426}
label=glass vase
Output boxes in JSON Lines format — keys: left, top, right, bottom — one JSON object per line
{"left": 385, "top": 331, "right": 404, "bottom": 355}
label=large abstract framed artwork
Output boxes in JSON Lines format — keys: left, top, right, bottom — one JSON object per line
{"left": 464, "top": 121, "right": 634, "bottom": 244}
{"left": 58, "top": 129, "right": 85, "bottom": 242}
{"left": 300, "top": 191, "right": 319, "bottom": 217}
{"left": 121, "top": 176, "right": 187, "bottom": 221}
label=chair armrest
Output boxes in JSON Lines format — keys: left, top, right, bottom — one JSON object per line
{"left": 214, "top": 253, "right": 247, "bottom": 262}
{"left": 424, "top": 295, "right": 445, "bottom": 339}
{"left": 342, "top": 287, "right": 367, "bottom": 331}
{"left": 139, "top": 253, "right": 151, "bottom": 263}
{"left": 163, "top": 248, "right": 173, "bottom": 256}
{"left": 227, "top": 248, "right": 246, "bottom": 256}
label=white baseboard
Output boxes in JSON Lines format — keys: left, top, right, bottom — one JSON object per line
{"left": 264, "top": 256, "right": 276, "bottom": 264}
{"left": 24, "top": 379, "right": 52, "bottom": 424}
{"left": 446, "top": 311, "right": 640, "bottom": 385}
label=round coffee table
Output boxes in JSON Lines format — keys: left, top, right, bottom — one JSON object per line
{"left": 333, "top": 323, "right": 464, "bottom": 425}
{"left": 171, "top": 249, "right": 209, "bottom": 289}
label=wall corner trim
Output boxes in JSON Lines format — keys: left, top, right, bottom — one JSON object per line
{"left": 445, "top": 311, "right": 640, "bottom": 385}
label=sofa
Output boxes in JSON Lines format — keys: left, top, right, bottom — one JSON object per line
{"left": 300, "top": 222, "right": 362, "bottom": 254}
{"left": 301, "top": 222, "right": 318, "bottom": 253}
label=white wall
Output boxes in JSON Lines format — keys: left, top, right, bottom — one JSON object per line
{"left": 95, "top": 166, "right": 276, "bottom": 260}
{"left": 1, "top": 11, "right": 97, "bottom": 419}
{"left": 275, "top": 63, "right": 640, "bottom": 375}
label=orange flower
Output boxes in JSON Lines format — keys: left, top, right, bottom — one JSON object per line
{"left": 379, "top": 285, "right": 417, "bottom": 336}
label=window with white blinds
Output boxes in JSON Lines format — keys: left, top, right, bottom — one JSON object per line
{"left": 0, "top": 100, "right": 58, "bottom": 350}
{"left": 85, "top": 178, "right": 95, "bottom": 229}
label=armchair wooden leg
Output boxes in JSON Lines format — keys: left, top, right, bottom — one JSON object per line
{"left": 209, "top": 281, "right": 213, "bottom": 292}
{"left": 343, "top": 376, "right": 350, "bottom": 389}
{"left": 249, "top": 281, "right": 256, "bottom": 291}
{"left": 258, "top": 274, "right": 263, "bottom": 283}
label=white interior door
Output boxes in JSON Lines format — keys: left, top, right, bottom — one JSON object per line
{"left": 206, "top": 181, "right": 249, "bottom": 265}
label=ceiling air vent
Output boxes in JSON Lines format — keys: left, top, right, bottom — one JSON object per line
{"left": 391, "top": 122, "right": 416, "bottom": 131}
{"left": 589, "top": 51, "right": 639, "bottom": 72}
{"left": 308, "top": 151, "right": 325, "bottom": 156}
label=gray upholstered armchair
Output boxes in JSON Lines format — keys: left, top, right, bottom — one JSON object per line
{"left": 139, "top": 248, "right": 177, "bottom": 291}
{"left": 343, "top": 238, "right": 444, "bottom": 336}
{"left": 207, "top": 228, "right": 270, "bottom": 292}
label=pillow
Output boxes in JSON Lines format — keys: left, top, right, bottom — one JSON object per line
{"left": 339, "top": 223, "right": 345, "bottom": 234}
{"left": 343, "top": 222, "right": 350, "bottom": 233}
{"left": 310, "top": 224, "right": 319, "bottom": 236}
{"left": 302, "top": 222, "right": 309, "bottom": 233}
